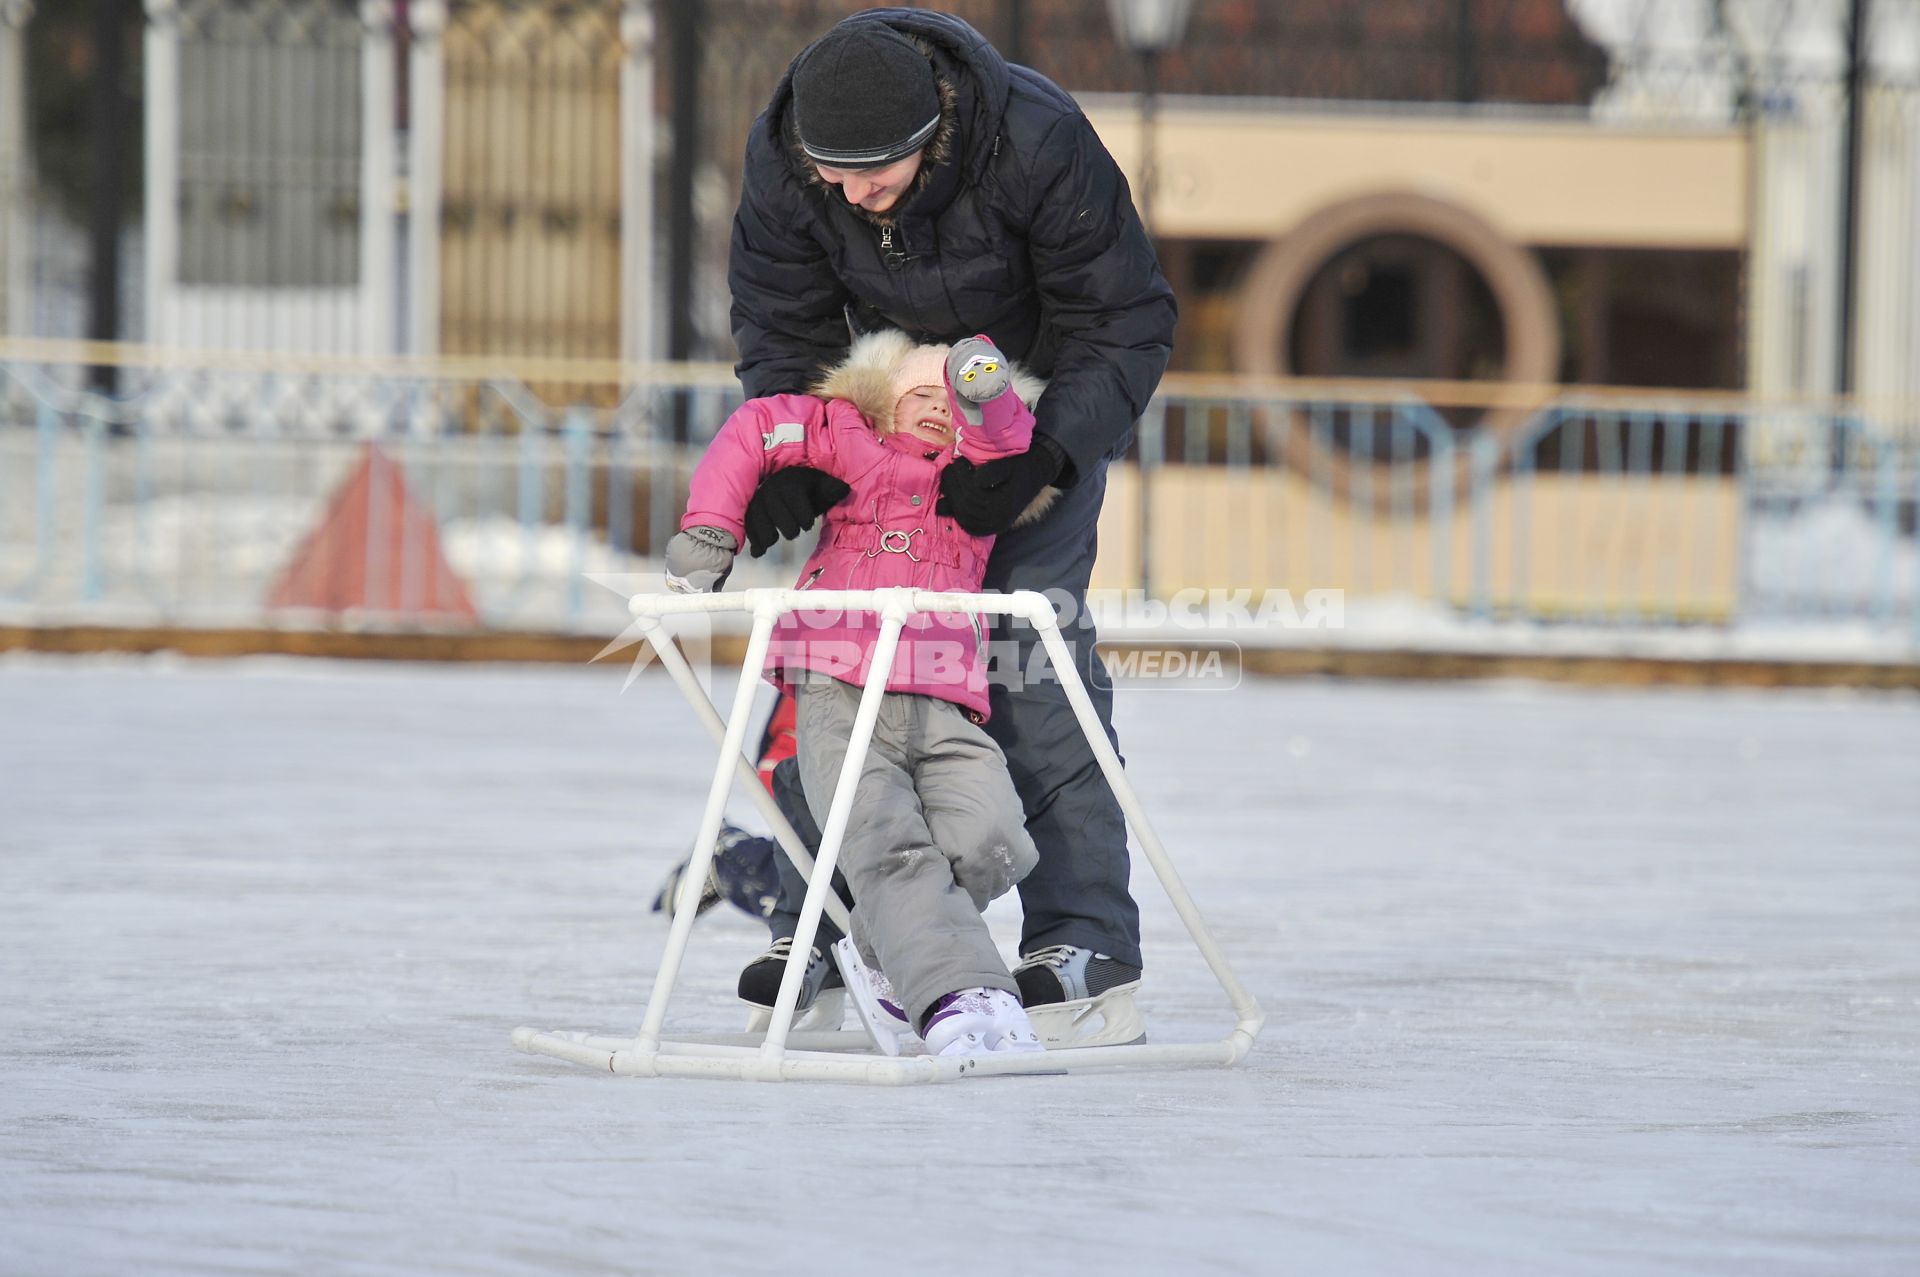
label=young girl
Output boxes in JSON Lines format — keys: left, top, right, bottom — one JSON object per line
{"left": 665, "top": 331, "right": 1054, "bottom": 1057}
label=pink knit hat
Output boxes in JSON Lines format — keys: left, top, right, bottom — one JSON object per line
{"left": 888, "top": 344, "right": 950, "bottom": 430}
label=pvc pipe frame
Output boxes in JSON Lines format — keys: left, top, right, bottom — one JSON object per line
{"left": 515, "top": 587, "right": 1265, "bottom": 1084}
{"left": 638, "top": 616, "right": 853, "bottom": 941}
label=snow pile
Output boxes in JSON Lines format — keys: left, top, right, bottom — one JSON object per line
{"left": 1746, "top": 496, "right": 1919, "bottom": 613}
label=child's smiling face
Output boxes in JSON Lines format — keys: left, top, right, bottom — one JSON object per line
{"left": 889, "top": 385, "right": 954, "bottom": 448}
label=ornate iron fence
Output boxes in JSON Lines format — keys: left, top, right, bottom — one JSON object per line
{"left": 2, "top": 1, "right": 1917, "bottom": 387}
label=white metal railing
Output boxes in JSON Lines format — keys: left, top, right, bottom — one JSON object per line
{"left": 512, "top": 587, "right": 1265, "bottom": 1083}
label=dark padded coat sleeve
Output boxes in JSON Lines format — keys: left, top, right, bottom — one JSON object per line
{"left": 1019, "top": 113, "right": 1176, "bottom": 485}
{"left": 728, "top": 130, "right": 853, "bottom": 399}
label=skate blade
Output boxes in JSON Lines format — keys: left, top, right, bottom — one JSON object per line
{"left": 1025, "top": 985, "right": 1147, "bottom": 1049}
{"left": 741, "top": 987, "right": 847, "bottom": 1035}
{"left": 935, "top": 1035, "right": 1065, "bottom": 1076}
{"left": 831, "top": 938, "right": 920, "bottom": 1057}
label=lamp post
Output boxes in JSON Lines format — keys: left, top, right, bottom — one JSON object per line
{"left": 1106, "top": 0, "right": 1193, "bottom": 239}
{"left": 1106, "top": 1, "right": 1191, "bottom": 602}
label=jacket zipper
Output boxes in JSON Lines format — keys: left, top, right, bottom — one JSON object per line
{"left": 879, "top": 224, "right": 909, "bottom": 270}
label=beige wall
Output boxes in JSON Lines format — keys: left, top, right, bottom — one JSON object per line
{"left": 1084, "top": 106, "right": 1750, "bottom": 250}
{"left": 1093, "top": 466, "right": 1740, "bottom": 621}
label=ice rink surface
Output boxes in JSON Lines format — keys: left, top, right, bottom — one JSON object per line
{"left": 3, "top": 654, "right": 1917, "bottom": 1275}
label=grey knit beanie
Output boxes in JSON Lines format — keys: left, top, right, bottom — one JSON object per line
{"left": 792, "top": 23, "right": 940, "bottom": 168}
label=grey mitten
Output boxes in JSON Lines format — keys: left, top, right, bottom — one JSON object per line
{"left": 665, "top": 526, "right": 738, "bottom": 594}
{"left": 945, "top": 335, "right": 1012, "bottom": 428}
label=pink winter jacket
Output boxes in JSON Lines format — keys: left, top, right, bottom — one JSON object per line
{"left": 680, "top": 383, "right": 1035, "bottom": 721}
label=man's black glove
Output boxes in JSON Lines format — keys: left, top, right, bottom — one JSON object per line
{"left": 936, "top": 436, "right": 1066, "bottom": 537}
{"left": 743, "top": 466, "right": 852, "bottom": 557}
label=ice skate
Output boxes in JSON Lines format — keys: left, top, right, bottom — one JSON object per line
{"left": 829, "top": 938, "right": 921, "bottom": 1056}
{"left": 649, "top": 850, "right": 721, "bottom": 918}
{"left": 651, "top": 824, "right": 783, "bottom": 921}
{"left": 1013, "top": 945, "right": 1146, "bottom": 1048}
{"left": 738, "top": 937, "right": 847, "bottom": 1033}
{"left": 921, "top": 987, "right": 1047, "bottom": 1057}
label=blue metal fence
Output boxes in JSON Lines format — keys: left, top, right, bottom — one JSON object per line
{"left": 2, "top": 353, "right": 1915, "bottom": 652}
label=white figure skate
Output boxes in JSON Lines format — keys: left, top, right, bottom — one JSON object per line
{"left": 830, "top": 938, "right": 922, "bottom": 1057}
{"left": 921, "top": 987, "right": 1047, "bottom": 1057}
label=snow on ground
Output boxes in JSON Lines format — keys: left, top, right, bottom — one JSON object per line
{"left": 2, "top": 656, "right": 1916, "bottom": 1275}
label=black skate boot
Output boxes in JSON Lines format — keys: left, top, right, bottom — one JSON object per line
{"left": 737, "top": 937, "right": 846, "bottom": 1032}
{"left": 1012, "top": 945, "right": 1146, "bottom": 1048}
{"left": 651, "top": 824, "right": 783, "bottom": 921}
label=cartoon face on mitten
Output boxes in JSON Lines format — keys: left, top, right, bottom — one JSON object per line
{"left": 945, "top": 336, "right": 1012, "bottom": 426}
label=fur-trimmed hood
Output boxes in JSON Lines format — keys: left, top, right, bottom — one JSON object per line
{"left": 811, "top": 330, "right": 1058, "bottom": 526}
{"left": 766, "top": 10, "right": 1009, "bottom": 231}
{"left": 810, "top": 329, "right": 1045, "bottom": 434}
{"left": 788, "top": 72, "right": 958, "bottom": 228}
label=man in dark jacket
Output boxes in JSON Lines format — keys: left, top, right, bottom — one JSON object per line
{"left": 726, "top": 7, "right": 1174, "bottom": 1047}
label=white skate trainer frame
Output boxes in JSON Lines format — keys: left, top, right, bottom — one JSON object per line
{"left": 513, "top": 588, "right": 1264, "bottom": 1083}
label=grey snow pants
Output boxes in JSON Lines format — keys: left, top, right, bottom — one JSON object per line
{"left": 767, "top": 455, "right": 1142, "bottom": 969}
{"left": 792, "top": 678, "right": 1038, "bottom": 1027}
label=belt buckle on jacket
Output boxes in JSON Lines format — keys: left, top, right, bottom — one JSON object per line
{"left": 865, "top": 524, "right": 922, "bottom": 563}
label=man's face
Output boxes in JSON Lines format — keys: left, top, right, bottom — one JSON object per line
{"left": 814, "top": 152, "right": 924, "bottom": 215}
